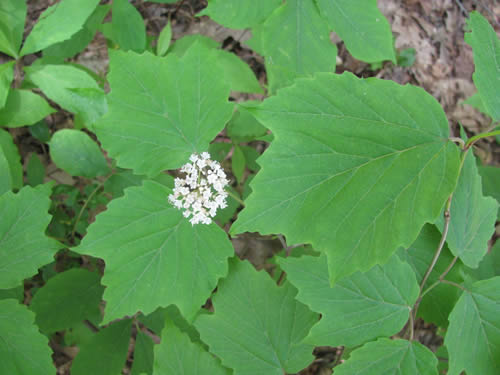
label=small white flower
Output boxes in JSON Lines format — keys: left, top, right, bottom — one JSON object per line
{"left": 168, "top": 152, "right": 229, "bottom": 225}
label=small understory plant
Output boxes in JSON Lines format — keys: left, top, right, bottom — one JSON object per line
{"left": 0, "top": 1, "right": 499, "bottom": 374}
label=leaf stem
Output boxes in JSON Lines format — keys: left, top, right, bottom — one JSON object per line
{"left": 464, "top": 129, "right": 500, "bottom": 150}
{"left": 226, "top": 188, "right": 245, "bottom": 206}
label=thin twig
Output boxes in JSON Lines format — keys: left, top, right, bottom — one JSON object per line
{"left": 440, "top": 279, "right": 467, "bottom": 291}
{"left": 454, "top": 0, "right": 469, "bottom": 17}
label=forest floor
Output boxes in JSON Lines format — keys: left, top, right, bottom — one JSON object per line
{"left": 10, "top": 0, "right": 500, "bottom": 374}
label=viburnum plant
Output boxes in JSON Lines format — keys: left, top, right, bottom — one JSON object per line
{"left": 0, "top": 0, "right": 499, "bottom": 374}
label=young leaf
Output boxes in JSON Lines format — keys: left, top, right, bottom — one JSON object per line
{"left": 49, "top": 129, "right": 109, "bottom": 178}
{"left": 0, "top": 299, "right": 55, "bottom": 374}
{"left": 95, "top": 43, "right": 233, "bottom": 177}
{"left": 0, "top": 89, "right": 55, "bottom": 127}
{"left": 25, "top": 64, "right": 107, "bottom": 128}
{"left": 20, "top": 0, "right": 101, "bottom": 56}
{"left": 436, "top": 151, "right": 498, "bottom": 268}
{"left": 445, "top": 276, "right": 500, "bottom": 375}
{"left": 156, "top": 20, "right": 172, "bottom": 56}
{"left": 280, "top": 253, "right": 418, "bottom": 347}
{"left": 256, "top": 0, "right": 337, "bottom": 93}
{"left": 231, "top": 72, "right": 461, "bottom": 284}
{"left": 316, "top": 0, "right": 396, "bottom": 63}
{"left": 74, "top": 180, "right": 233, "bottom": 323}
{"left": 43, "top": 5, "right": 110, "bottom": 60}
{"left": 198, "top": 0, "right": 282, "bottom": 29}
{"left": 0, "top": 128, "right": 22, "bottom": 192}
{"left": 153, "top": 320, "right": 230, "bottom": 375}
{"left": 0, "top": 61, "right": 15, "bottom": 108}
{"left": 71, "top": 319, "right": 132, "bottom": 375}
{"left": 30, "top": 268, "right": 104, "bottom": 333}
{"left": 0, "top": 0, "right": 27, "bottom": 57}
{"left": 195, "top": 259, "right": 318, "bottom": 375}
{"left": 112, "top": 0, "right": 146, "bottom": 52}
{"left": 0, "top": 185, "right": 61, "bottom": 289}
{"left": 465, "top": 12, "right": 500, "bottom": 121}
{"left": 27, "top": 153, "right": 46, "bottom": 187}
{"left": 334, "top": 338, "right": 438, "bottom": 375}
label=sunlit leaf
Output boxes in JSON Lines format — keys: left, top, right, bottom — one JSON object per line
{"left": 0, "top": 89, "right": 55, "bottom": 127}
{"left": 231, "top": 72, "right": 461, "bottom": 283}
{"left": 0, "top": 0, "right": 27, "bottom": 57}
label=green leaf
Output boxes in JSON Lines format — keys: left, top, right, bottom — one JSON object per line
{"left": 0, "top": 0, "right": 27, "bottom": 57}
{"left": 170, "top": 35, "right": 262, "bottom": 94}
{"left": 25, "top": 64, "right": 106, "bottom": 128}
{"left": 20, "top": 0, "right": 101, "bottom": 56}
{"left": 0, "top": 61, "right": 15, "bottom": 108}
{"left": 27, "top": 153, "right": 45, "bottom": 187}
{"left": 334, "top": 338, "right": 438, "bottom": 375}
{"left": 436, "top": 151, "right": 498, "bottom": 268}
{"left": 256, "top": 0, "right": 337, "bottom": 93}
{"left": 0, "top": 128, "right": 22, "bottom": 193}
{"left": 231, "top": 72, "right": 461, "bottom": 283}
{"left": 71, "top": 319, "right": 132, "bottom": 375}
{"left": 131, "top": 331, "right": 155, "bottom": 375}
{"left": 153, "top": 320, "right": 230, "bottom": 375}
{"left": 465, "top": 240, "right": 500, "bottom": 281}
{"left": 104, "top": 169, "right": 145, "bottom": 198}
{"left": 0, "top": 299, "right": 54, "bottom": 374}
{"left": 397, "top": 224, "right": 462, "bottom": 327}
{"left": 445, "top": 276, "right": 500, "bottom": 375}
{"left": 463, "top": 93, "right": 491, "bottom": 118}
{"left": 49, "top": 129, "right": 109, "bottom": 178}
{"left": 316, "top": 0, "right": 395, "bottom": 63}
{"left": 227, "top": 105, "right": 268, "bottom": 142}
{"left": 232, "top": 145, "right": 245, "bottom": 184}
{"left": 195, "top": 258, "right": 318, "bottom": 375}
{"left": 43, "top": 5, "right": 110, "bottom": 60}
{"left": 74, "top": 180, "right": 233, "bottom": 323}
{"left": 199, "top": 0, "right": 282, "bottom": 29}
{"left": 30, "top": 268, "right": 104, "bottom": 333}
{"left": 0, "top": 285, "right": 23, "bottom": 301}
{"left": 156, "top": 20, "right": 172, "bottom": 56}
{"left": 214, "top": 186, "right": 240, "bottom": 225}
{"left": 95, "top": 43, "right": 233, "bottom": 176}
{"left": 465, "top": 12, "right": 500, "bottom": 121}
{"left": 0, "top": 185, "right": 61, "bottom": 288}
{"left": 112, "top": 0, "right": 146, "bottom": 52}
{"left": 0, "top": 89, "right": 55, "bottom": 127}
{"left": 478, "top": 165, "right": 500, "bottom": 218}
{"left": 280, "top": 253, "right": 418, "bottom": 347}
{"left": 29, "top": 120, "right": 51, "bottom": 143}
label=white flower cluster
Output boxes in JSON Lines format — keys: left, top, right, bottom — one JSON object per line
{"left": 168, "top": 152, "right": 229, "bottom": 225}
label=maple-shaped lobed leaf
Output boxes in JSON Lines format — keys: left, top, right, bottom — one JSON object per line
{"left": 231, "top": 72, "right": 461, "bottom": 283}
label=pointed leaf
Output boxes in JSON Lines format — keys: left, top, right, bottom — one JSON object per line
{"left": 0, "top": 61, "right": 15, "bottom": 108}
{"left": 95, "top": 43, "right": 233, "bottom": 177}
{"left": 112, "top": 0, "right": 146, "bottom": 52}
{"left": 465, "top": 12, "right": 500, "bottom": 121}
{"left": 49, "top": 129, "right": 109, "bottom": 178}
{"left": 0, "top": 128, "right": 22, "bottom": 192}
{"left": 27, "top": 153, "right": 45, "bottom": 187}
{"left": 195, "top": 259, "right": 318, "bottom": 375}
{"left": 153, "top": 320, "right": 229, "bottom": 375}
{"left": 20, "top": 0, "right": 100, "bottom": 56}
{"left": 199, "top": 0, "right": 282, "bottom": 29}
{"left": 74, "top": 180, "right": 233, "bottom": 323}
{"left": 0, "top": 299, "right": 54, "bottom": 374}
{"left": 231, "top": 72, "right": 461, "bottom": 283}
{"left": 397, "top": 224, "right": 462, "bottom": 327}
{"left": 445, "top": 277, "right": 500, "bottom": 375}
{"left": 0, "top": 89, "right": 55, "bottom": 127}
{"left": 465, "top": 240, "right": 500, "bottom": 281}
{"left": 334, "top": 338, "right": 438, "bottom": 375}
{"left": 131, "top": 331, "right": 155, "bottom": 375}
{"left": 71, "top": 319, "right": 132, "bottom": 375}
{"left": 316, "top": 0, "right": 395, "bottom": 63}
{"left": 156, "top": 20, "right": 172, "bottom": 56}
{"left": 0, "top": 0, "right": 26, "bottom": 57}
{"left": 478, "top": 165, "right": 500, "bottom": 219}
{"left": 257, "top": 0, "right": 337, "bottom": 93}
{"left": 30, "top": 268, "right": 104, "bottom": 333}
{"left": 0, "top": 185, "right": 61, "bottom": 289}
{"left": 280, "top": 253, "right": 418, "bottom": 347}
{"left": 436, "top": 151, "right": 498, "bottom": 268}
{"left": 25, "top": 64, "right": 106, "bottom": 128}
